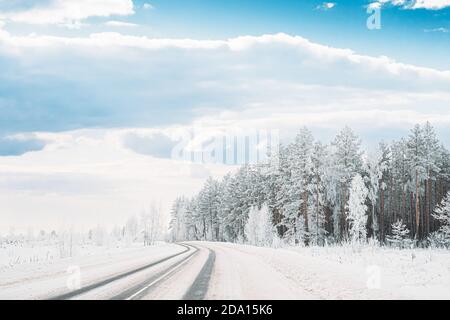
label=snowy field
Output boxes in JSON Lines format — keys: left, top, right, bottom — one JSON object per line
{"left": 284, "top": 245, "right": 450, "bottom": 300}
{"left": 0, "top": 242, "right": 184, "bottom": 299}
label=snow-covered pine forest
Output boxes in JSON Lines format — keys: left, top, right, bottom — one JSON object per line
{"left": 170, "top": 123, "right": 450, "bottom": 248}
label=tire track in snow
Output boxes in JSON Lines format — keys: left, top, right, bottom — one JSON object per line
{"left": 49, "top": 243, "right": 192, "bottom": 300}
{"left": 114, "top": 244, "right": 199, "bottom": 300}
{"left": 183, "top": 246, "right": 215, "bottom": 300}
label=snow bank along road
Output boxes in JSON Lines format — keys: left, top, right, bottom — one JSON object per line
{"left": 3, "top": 241, "right": 449, "bottom": 299}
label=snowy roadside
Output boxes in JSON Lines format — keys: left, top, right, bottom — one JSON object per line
{"left": 288, "top": 245, "right": 450, "bottom": 300}
{"left": 0, "top": 242, "right": 183, "bottom": 299}
{"left": 206, "top": 242, "right": 450, "bottom": 300}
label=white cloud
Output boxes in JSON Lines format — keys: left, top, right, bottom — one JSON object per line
{"left": 0, "top": 30, "right": 449, "bottom": 137}
{"left": 424, "top": 27, "right": 449, "bottom": 32}
{"left": 316, "top": 2, "right": 336, "bottom": 10}
{"left": 0, "top": 0, "right": 134, "bottom": 26}
{"left": 104, "top": 20, "right": 138, "bottom": 27}
{"left": 412, "top": 0, "right": 450, "bottom": 9}
{"left": 0, "top": 31, "right": 448, "bottom": 85}
{"left": 368, "top": 2, "right": 382, "bottom": 9}
{"left": 0, "top": 128, "right": 231, "bottom": 232}
{"left": 143, "top": 3, "right": 154, "bottom": 10}
{"left": 372, "top": 0, "right": 450, "bottom": 10}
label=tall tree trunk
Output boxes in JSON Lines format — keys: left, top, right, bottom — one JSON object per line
{"left": 380, "top": 188, "right": 385, "bottom": 241}
{"left": 203, "top": 218, "right": 207, "bottom": 240}
{"left": 341, "top": 185, "right": 347, "bottom": 241}
{"left": 415, "top": 169, "right": 421, "bottom": 240}
{"left": 371, "top": 203, "right": 377, "bottom": 239}
{"left": 402, "top": 191, "right": 406, "bottom": 223}
{"left": 316, "top": 181, "right": 320, "bottom": 245}
{"left": 303, "top": 190, "right": 309, "bottom": 246}
{"left": 325, "top": 206, "right": 333, "bottom": 236}
{"left": 410, "top": 192, "right": 414, "bottom": 234}
{"left": 389, "top": 177, "right": 394, "bottom": 230}
{"left": 425, "top": 174, "right": 431, "bottom": 236}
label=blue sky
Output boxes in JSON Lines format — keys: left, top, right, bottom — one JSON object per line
{"left": 129, "top": 0, "right": 450, "bottom": 69}
{"left": 1, "top": 0, "right": 450, "bottom": 231}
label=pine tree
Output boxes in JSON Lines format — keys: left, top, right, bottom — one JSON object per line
{"left": 276, "top": 144, "right": 297, "bottom": 242}
{"left": 332, "top": 126, "right": 363, "bottom": 240}
{"left": 422, "top": 122, "right": 441, "bottom": 236}
{"left": 347, "top": 174, "right": 369, "bottom": 243}
{"left": 286, "top": 127, "right": 314, "bottom": 245}
{"left": 406, "top": 124, "right": 427, "bottom": 240}
{"left": 390, "top": 139, "right": 409, "bottom": 238}
{"left": 364, "top": 144, "right": 389, "bottom": 240}
{"left": 169, "top": 197, "right": 188, "bottom": 242}
{"left": 309, "top": 141, "right": 328, "bottom": 245}
{"left": 197, "top": 177, "right": 221, "bottom": 241}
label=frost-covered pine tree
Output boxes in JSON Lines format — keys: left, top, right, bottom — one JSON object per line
{"left": 309, "top": 141, "right": 328, "bottom": 245}
{"left": 219, "top": 167, "right": 256, "bottom": 243}
{"left": 276, "top": 144, "right": 298, "bottom": 243}
{"left": 288, "top": 128, "right": 314, "bottom": 245}
{"left": 245, "top": 205, "right": 275, "bottom": 247}
{"left": 347, "top": 174, "right": 368, "bottom": 243}
{"left": 389, "top": 138, "right": 410, "bottom": 240}
{"left": 386, "top": 220, "right": 410, "bottom": 249}
{"left": 332, "top": 126, "right": 363, "bottom": 240}
{"left": 430, "top": 192, "right": 450, "bottom": 247}
{"left": 364, "top": 144, "right": 389, "bottom": 239}
{"left": 197, "top": 177, "right": 221, "bottom": 241}
{"left": 406, "top": 124, "right": 427, "bottom": 240}
{"left": 422, "top": 122, "right": 441, "bottom": 236}
{"left": 169, "top": 197, "right": 188, "bottom": 242}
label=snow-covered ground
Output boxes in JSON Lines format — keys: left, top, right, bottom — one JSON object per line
{"left": 1, "top": 241, "right": 449, "bottom": 300}
{"left": 199, "top": 242, "right": 450, "bottom": 300}
{"left": 0, "top": 242, "right": 184, "bottom": 299}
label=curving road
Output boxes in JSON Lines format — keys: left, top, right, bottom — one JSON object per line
{"left": 48, "top": 241, "right": 315, "bottom": 300}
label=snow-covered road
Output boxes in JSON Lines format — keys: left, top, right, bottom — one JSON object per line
{"left": 2, "top": 241, "right": 450, "bottom": 300}
{"left": 202, "top": 242, "right": 316, "bottom": 300}
{"left": 134, "top": 241, "right": 450, "bottom": 300}
{"left": 139, "top": 242, "right": 316, "bottom": 300}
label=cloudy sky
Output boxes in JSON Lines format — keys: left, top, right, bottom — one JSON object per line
{"left": 1, "top": 0, "right": 450, "bottom": 233}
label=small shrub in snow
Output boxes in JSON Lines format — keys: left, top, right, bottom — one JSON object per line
{"left": 428, "top": 232, "right": 448, "bottom": 249}
{"left": 386, "top": 220, "right": 411, "bottom": 249}
{"left": 430, "top": 192, "right": 450, "bottom": 248}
